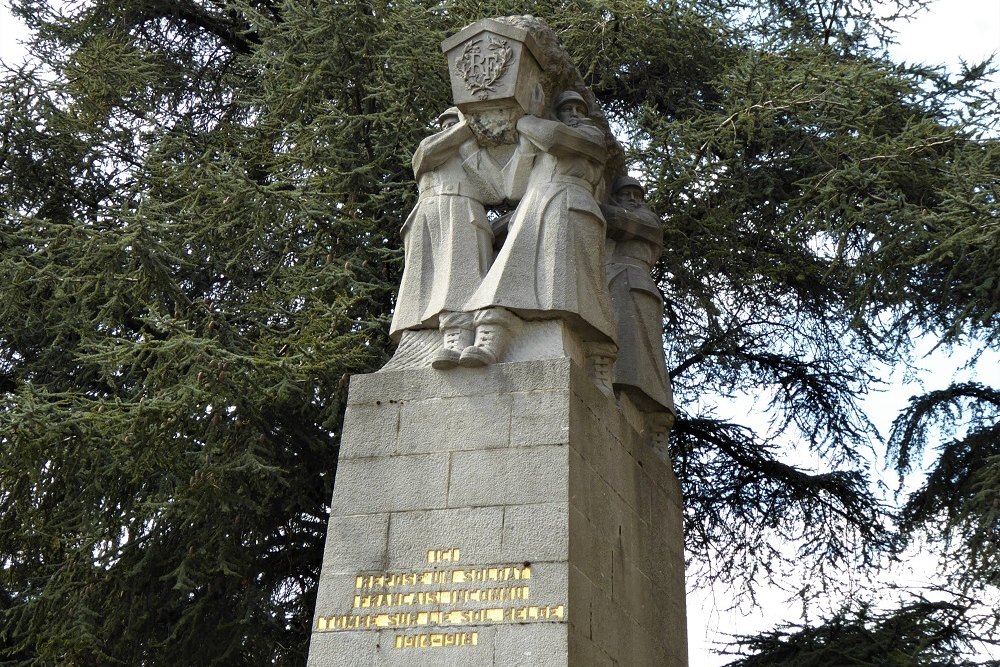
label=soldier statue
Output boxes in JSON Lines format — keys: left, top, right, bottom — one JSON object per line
{"left": 604, "top": 176, "right": 676, "bottom": 445}
{"left": 389, "top": 107, "right": 505, "bottom": 369}
{"left": 462, "top": 91, "right": 618, "bottom": 374}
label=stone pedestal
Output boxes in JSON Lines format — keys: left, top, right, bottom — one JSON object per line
{"left": 307, "top": 356, "right": 687, "bottom": 666}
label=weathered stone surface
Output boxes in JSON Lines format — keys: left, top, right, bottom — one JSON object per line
{"left": 387, "top": 507, "right": 504, "bottom": 568}
{"left": 309, "top": 354, "right": 686, "bottom": 666}
{"left": 310, "top": 11, "right": 684, "bottom": 666}
{"left": 340, "top": 402, "right": 400, "bottom": 459}
{"left": 441, "top": 18, "right": 549, "bottom": 116}
{"left": 510, "top": 389, "right": 570, "bottom": 446}
{"left": 307, "top": 631, "right": 375, "bottom": 667}
{"left": 516, "top": 561, "right": 569, "bottom": 607}
{"left": 447, "top": 444, "right": 568, "bottom": 508}
{"left": 495, "top": 623, "right": 568, "bottom": 666}
{"left": 603, "top": 177, "right": 675, "bottom": 418}
{"left": 347, "top": 356, "right": 571, "bottom": 405}
{"left": 329, "top": 454, "right": 450, "bottom": 515}
{"left": 385, "top": 11, "right": 644, "bottom": 387}
{"left": 569, "top": 504, "right": 613, "bottom": 597}
{"left": 320, "top": 513, "right": 390, "bottom": 574}
{"left": 590, "top": 597, "right": 629, "bottom": 663}
{"left": 388, "top": 114, "right": 497, "bottom": 341}
{"left": 462, "top": 110, "right": 616, "bottom": 348}
{"left": 500, "top": 502, "right": 569, "bottom": 562}
{"left": 569, "top": 630, "right": 615, "bottom": 667}
{"left": 314, "top": 572, "right": 370, "bottom": 616}
{"left": 398, "top": 393, "right": 512, "bottom": 454}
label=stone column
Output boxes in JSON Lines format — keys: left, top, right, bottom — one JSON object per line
{"left": 306, "top": 349, "right": 688, "bottom": 666}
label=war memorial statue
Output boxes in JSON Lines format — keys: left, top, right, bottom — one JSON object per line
{"left": 308, "top": 16, "right": 687, "bottom": 667}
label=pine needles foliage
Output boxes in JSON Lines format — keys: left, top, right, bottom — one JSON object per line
{"left": 723, "top": 596, "right": 1000, "bottom": 667}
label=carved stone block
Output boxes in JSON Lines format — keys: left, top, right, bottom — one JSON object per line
{"left": 307, "top": 354, "right": 687, "bottom": 666}
{"left": 441, "top": 18, "right": 548, "bottom": 118}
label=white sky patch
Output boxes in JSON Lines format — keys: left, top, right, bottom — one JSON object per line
{"left": 0, "top": 4, "right": 28, "bottom": 65}
{"left": 889, "top": 0, "right": 1000, "bottom": 76}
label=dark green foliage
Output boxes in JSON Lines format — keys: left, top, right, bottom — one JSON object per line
{"left": 891, "top": 384, "right": 1000, "bottom": 587}
{"left": 1, "top": 0, "right": 401, "bottom": 662}
{"left": 0, "top": 0, "right": 998, "bottom": 664}
{"left": 675, "top": 418, "right": 887, "bottom": 592}
{"left": 723, "top": 596, "right": 1000, "bottom": 666}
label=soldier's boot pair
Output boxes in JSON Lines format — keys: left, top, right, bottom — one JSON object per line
{"left": 431, "top": 312, "right": 474, "bottom": 370}
{"left": 460, "top": 307, "right": 520, "bottom": 367}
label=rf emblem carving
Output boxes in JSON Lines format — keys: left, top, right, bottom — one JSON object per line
{"left": 457, "top": 37, "right": 513, "bottom": 100}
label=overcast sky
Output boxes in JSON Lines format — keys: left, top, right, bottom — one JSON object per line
{"left": 889, "top": 0, "right": 1000, "bottom": 74}
{"left": 0, "top": 3, "right": 25, "bottom": 64}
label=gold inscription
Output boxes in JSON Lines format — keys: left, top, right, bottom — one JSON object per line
{"left": 427, "top": 548, "right": 460, "bottom": 563}
{"left": 321, "top": 547, "right": 564, "bottom": 649}
{"left": 355, "top": 565, "right": 530, "bottom": 590}
{"left": 316, "top": 605, "right": 565, "bottom": 631}
{"left": 353, "top": 586, "right": 530, "bottom": 608}
{"left": 394, "top": 631, "right": 478, "bottom": 649}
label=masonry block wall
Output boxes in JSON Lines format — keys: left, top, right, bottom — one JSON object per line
{"left": 307, "top": 358, "right": 687, "bottom": 667}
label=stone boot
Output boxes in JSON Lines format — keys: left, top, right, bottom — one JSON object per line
{"left": 431, "top": 312, "right": 474, "bottom": 370}
{"left": 459, "top": 307, "right": 520, "bottom": 367}
{"left": 646, "top": 412, "right": 675, "bottom": 462}
{"left": 585, "top": 342, "right": 617, "bottom": 396}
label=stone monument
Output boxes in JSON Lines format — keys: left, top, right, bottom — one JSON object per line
{"left": 307, "top": 16, "right": 687, "bottom": 667}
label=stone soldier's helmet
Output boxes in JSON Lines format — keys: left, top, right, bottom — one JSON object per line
{"left": 437, "top": 106, "right": 461, "bottom": 127}
{"left": 553, "top": 90, "right": 588, "bottom": 112}
{"left": 612, "top": 175, "right": 644, "bottom": 195}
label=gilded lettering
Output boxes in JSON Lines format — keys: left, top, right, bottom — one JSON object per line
{"left": 392, "top": 631, "right": 479, "bottom": 650}
{"left": 427, "top": 548, "right": 461, "bottom": 564}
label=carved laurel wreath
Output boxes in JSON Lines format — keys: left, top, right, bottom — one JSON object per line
{"left": 457, "top": 37, "right": 514, "bottom": 100}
